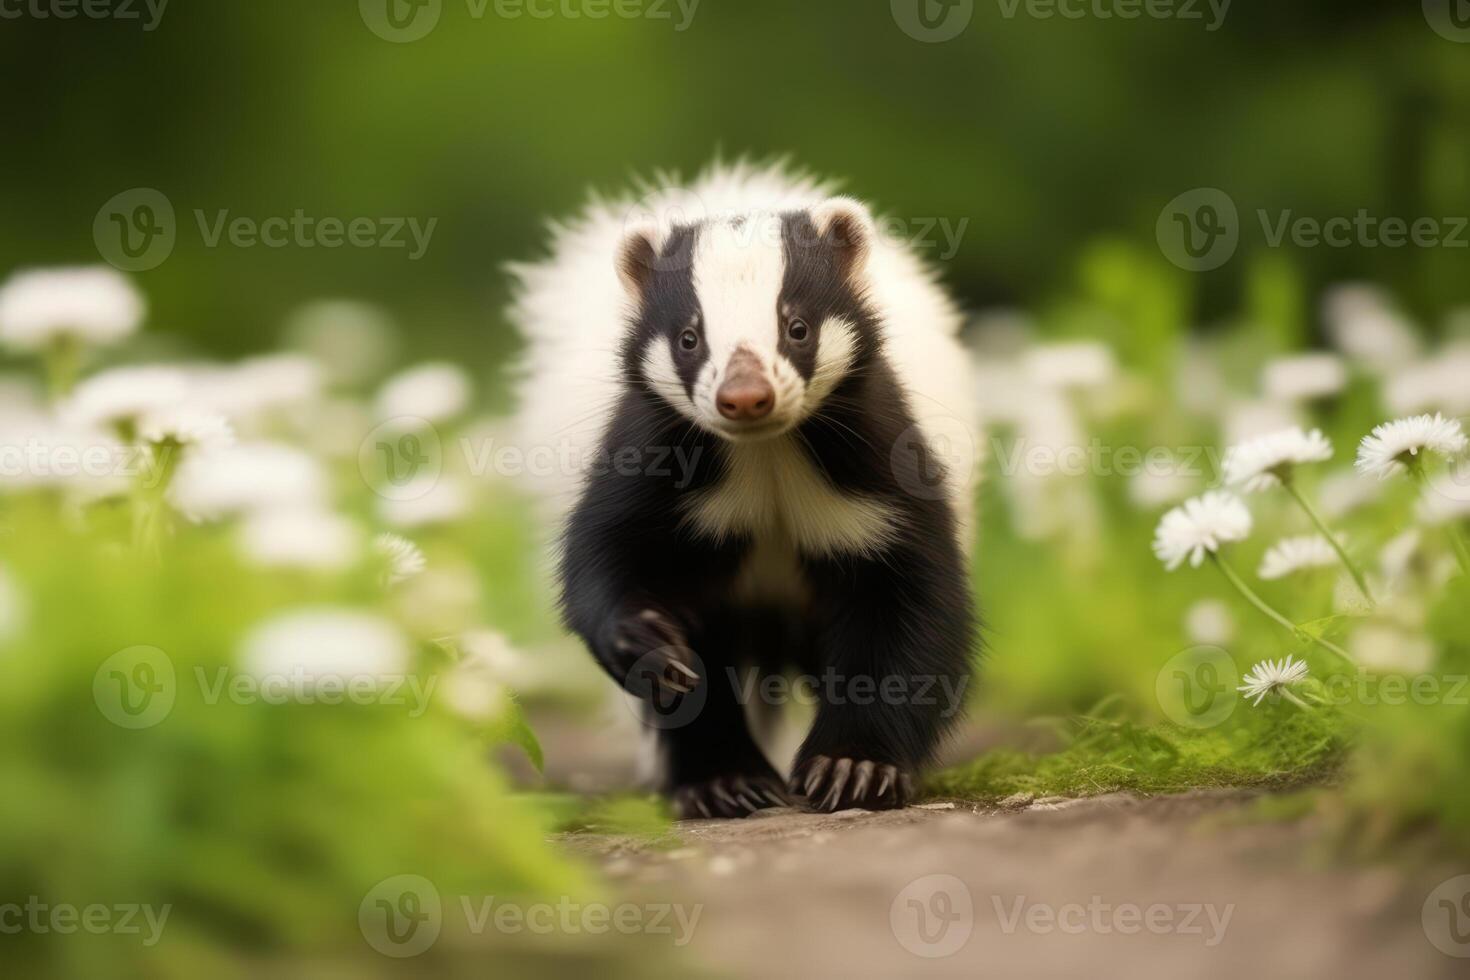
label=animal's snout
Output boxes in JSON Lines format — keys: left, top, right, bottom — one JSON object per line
{"left": 716, "top": 350, "right": 775, "bottom": 422}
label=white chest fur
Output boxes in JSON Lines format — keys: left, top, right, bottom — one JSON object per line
{"left": 679, "top": 438, "right": 901, "bottom": 561}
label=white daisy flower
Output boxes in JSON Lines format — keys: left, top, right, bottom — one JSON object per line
{"left": 1152, "top": 492, "right": 1253, "bottom": 570}
{"left": 61, "top": 365, "right": 192, "bottom": 433}
{"left": 1022, "top": 341, "right": 1116, "bottom": 391}
{"left": 376, "top": 475, "right": 470, "bottom": 529}
{"left": 0, "top": 266, "right": 143, "bottom": 351}
{"left": 240, "top": 508, "right": 363, "bottom": 571}
{"left": 374, "top": 532, "right": 426, "bottom": 585}
{"left": 1237, "top": 656, "right": 1311, "bottom": 707}
{"left": 1223, "top": 427, "right": 1334, "bottom": 492}
{"left": 1258, "top": 535, "right": 1339, "bottom": 580}
{"left": 374, "top": 362, "right": 473, "bottom": 425}
{"left": 1261, "top": 353, "right": 1348, "bottom": 403}
{"left": 138, "top": 405, "right": 236, "bottom": 454}
{"left": 1355, "top": 413, "right": 1468, "bottom": 480}
{"left": 238, "top": 608, "right": 411, "bottom": 697}
{"left": 1184, "top": 599, "right": 1235, "bottom": 646}
{"left": 169, "top": 441, "right": 327, "bottom": 520}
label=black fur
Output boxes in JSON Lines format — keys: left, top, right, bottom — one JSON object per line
{"left": 560, "top": 211, "right": 977, "bottom": 818}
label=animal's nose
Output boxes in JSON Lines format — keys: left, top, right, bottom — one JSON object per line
{"left": 716, "top": 351, "right": 775, "bottom": 422}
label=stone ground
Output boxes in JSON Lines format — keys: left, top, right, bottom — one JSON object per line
{"left": 516, "top": 709, "right": 1468, "bottom": 979}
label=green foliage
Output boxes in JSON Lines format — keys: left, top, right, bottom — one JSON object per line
{"left": 928, "top": 708, "right": 1346, "bottom": 802}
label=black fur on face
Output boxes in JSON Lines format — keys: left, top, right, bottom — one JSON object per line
{"left": 619, "top": 223, "right": 706, "bottom": 399}
{"left": 778, "top": 210, "right": 881, "bottom": 382}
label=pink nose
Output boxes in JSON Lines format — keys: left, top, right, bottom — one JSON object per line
{"left": 716, "top": 350, "right": 775, "bottom": 422}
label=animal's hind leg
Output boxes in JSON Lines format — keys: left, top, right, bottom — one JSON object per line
{"left": 645, "top": 618, "right": 792, "bottom": 820}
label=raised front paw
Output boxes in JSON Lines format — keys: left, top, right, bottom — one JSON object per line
{"left": 674, "top": 773, "right": 793, "bottom": 820}
{"left": 791, "top": 756, "right": 914, "bottom": 813}
{"left": 610, "top": 608, "right": 701, "bottom": 698}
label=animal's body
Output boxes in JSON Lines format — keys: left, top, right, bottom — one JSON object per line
{"left": 510, "top": 162, "right": 979, "bottom": 817}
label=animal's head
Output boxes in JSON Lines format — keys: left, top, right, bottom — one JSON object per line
{"left": 616, "top": 199, "right": 879, "bottom": 442}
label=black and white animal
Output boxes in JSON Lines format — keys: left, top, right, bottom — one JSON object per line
{"left": 510, "top": 163, "right": 979, "bottom": 818}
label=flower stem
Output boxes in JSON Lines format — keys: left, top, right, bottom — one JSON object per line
{"left": 1211, "top": 554, "right": 1356, "bottom": 665}
{"left": 1282, "top": 478, "right": 1374, "bottom": 605}
{"left": 1408, "top": 460, "right": 1470, "bottom": 584}
{"left": 1279, "top": 688, "right": 1316, "bottom": 712}
{"left": 44, "top": 335, "right": 81, "bottom": 400}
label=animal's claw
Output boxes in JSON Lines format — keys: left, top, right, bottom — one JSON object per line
{"left": 791, "top": 756, "right": 912, "bottom": 812}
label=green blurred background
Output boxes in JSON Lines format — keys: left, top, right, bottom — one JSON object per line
{"left": 3, "top": 0, "right": 1468, "bottom": 367}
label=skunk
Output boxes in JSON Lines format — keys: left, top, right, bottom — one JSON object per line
{"left": 510, "top": 162, "right": 979, "bottom": 818}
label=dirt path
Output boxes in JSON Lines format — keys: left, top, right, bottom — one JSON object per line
{"left": 561, "top": 791, "right": 1462, "bottom": 979}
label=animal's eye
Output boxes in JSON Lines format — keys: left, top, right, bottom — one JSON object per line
{"left": 678, "top": 329, "right": 700, "bottom": 352}
{"left": 787, "top": 318, "right": 810, "bottom": 342}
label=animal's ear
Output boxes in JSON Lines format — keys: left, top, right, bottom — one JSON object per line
{"left": 615, "top": 220, "right": 662, "bottom": 301}
{"left": 811, "top": 196, "right": 875, "bottom": 282}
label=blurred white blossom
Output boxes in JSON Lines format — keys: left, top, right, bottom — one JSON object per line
{"left": 376, "top": 475, "right": 470, "bottom": 529}
{"left": 1022, "top": 341, "right": 1116, "bottom": 391}
{"left": 1323, "top": 284, "right": 1421, "bottom": 372}
{"left": 1419, "top": 464, "right": 1470, "bottom": 524}
{"left": 138, "top": 405, "right": 236, "bottom": 455}
{"left": 170, "top": 441, "right": 327, "bottom": 520}
{"left": 0, "top": 266, "right": 143, "bottom": 351}
{"left": 1350, "top": 623, "right": 1435, "bottom": 674}
{"left": 62, "top": 365, "right": 192, "bottom": 432}
{"left": 1258, "top": 535, "right": 1338, "bottom": 580}
{"left": 375, "top": 362, "right": 473, "bottom": 425}
{"left": 282, "top": 299, "right": 397, "bottom": 386}
{"left": 1261, "top": 353, "right": 1347, "bottom": 403}
{"left": 239, "top": 508, "right": 362, "bottom": 571}
{"left": 238, "top": 607, "right": 411, "bottom": 694}
{"left": 1184, "top": 599, "right": 1235, "bottom": 646}
{"left": 1384, "top": 344, "right": 1470, "bottom": 417}
{"left": 1317, "top": 469, "right": 1383, "bottom": 520}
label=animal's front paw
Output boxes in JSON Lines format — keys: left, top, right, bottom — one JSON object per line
{"left": 791, "top": 756, "right": 914, "bottom": 812}
{"left": 611, "top": 608, "right": 701, "bottom": 698}
{"left": 674, "top": 774, "right": 792, "bottom": 820}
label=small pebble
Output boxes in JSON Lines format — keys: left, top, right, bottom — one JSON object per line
{"left": 915, "top": 802, "right": 957, "bottom": 810}
{"left": 708, "top": 856, "right": 738, "bottom": 876}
